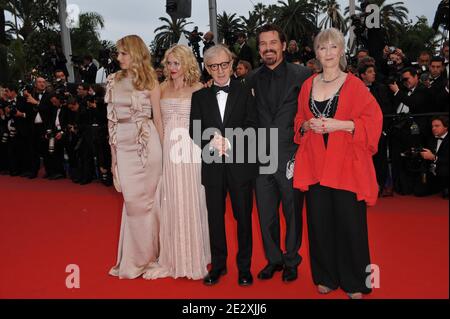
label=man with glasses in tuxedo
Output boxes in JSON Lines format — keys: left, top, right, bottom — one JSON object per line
{"left": 190, "top": 44, "right": 258, "bottom": 287}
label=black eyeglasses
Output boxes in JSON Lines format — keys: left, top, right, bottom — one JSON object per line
{"left": 207, "top": 61, "right": 232, "bottom": 71}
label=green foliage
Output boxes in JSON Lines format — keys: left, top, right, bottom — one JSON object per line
{"left": 398, "top": 16, "right": 441, "bottom": 60}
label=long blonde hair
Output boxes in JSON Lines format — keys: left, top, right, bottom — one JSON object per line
{"left": 115, "top": 35, "right": 158, "bottom": 91}
{"left": 162, "top": 45, "right": 200, "bottom": 86}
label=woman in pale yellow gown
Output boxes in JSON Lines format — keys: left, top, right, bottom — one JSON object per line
{"left": 107, "top": 35, "right": 163, "bottom": 279}
{"left": 144, "top": 45, "right": 210, "bottom": 280}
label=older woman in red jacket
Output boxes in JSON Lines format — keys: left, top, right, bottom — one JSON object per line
{"left": 293, "top": 28, "right": 382, "bottom": 299}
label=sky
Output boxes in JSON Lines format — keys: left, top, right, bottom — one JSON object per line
{"left": 5, "top": 0, "right": 444, "bottom": 46}
{"left": 67, "top": 0, "right": 442, "bottom": 45}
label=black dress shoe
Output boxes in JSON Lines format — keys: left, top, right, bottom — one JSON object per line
{"left": 238, "top": 271, "right": 253, "bottom": 286}
{"left": 282, "top": 266, "right": 298, "bottom": 282}
{"left": 27, "top": 173, "right": 37, "bottom": 179}
{"left": 257, "top": 263, "right": 284, "bottom": 280}
{"left": 203, "top": 268, "right": 227, "bottom": 286}
{"left": 49, "top": 173, "right": 65, "bottom": 180}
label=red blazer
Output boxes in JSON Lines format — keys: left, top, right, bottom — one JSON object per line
{"left": 293, "top": 73, "right": 383, "bottom": 206}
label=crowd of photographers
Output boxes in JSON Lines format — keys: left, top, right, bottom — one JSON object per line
{"left": 0, "top": 35, "right": 448, "bottom": 198}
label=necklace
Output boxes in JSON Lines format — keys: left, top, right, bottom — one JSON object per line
{"left": 310, "top": 94, "right": 336, "bottom": 119}
{"left": 321, "top": 73, "right": 341, "bottom": 83}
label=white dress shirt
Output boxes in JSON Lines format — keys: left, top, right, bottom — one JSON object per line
{"left": 396, "top": 86, "right": 416, "bottom": 114}
{"left": 214, "top": 79, "right": 231, "bottom": 122}
{"left": 436, "top": 132, "right": 448, "bottom": 153}
{"left": 55, "top": 108, "right": 62, "bottom": 130}
{"left": 34, "top": 92, "right": 44, "bottom": 124}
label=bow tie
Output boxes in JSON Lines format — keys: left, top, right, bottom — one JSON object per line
{"left": 436, "top": 137, "right": 444, "bottom": 140}
{"left": 213, "top": 85, "right": 230, "bottom": 94}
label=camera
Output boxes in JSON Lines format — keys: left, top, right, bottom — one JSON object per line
{"left": 8, "top": 124, "right": 17, "bottom": 139}
{"left": 46, "top": 129, "right": 56, "bottom": 153}
{"left": 18, "top": 80, "right": 34, "bottom": 97}
{"left": 400, "top": 147, "right": 426, "bottom": 162}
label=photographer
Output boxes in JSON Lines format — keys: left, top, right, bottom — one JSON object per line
{"left": 42, "top": 44, "right": 69, "bottom": 79}
{"left": 3, "top": 84, "right": 33, "bottom": 177}
{"left": 359, "top": 63, "right": 394, "bottom": 196}
{"left": 381, "top": 46, "right": 410, "bottom": 78}
{"left": 79, "top": 55, "right": 98, "bottom": 84}
{"left": 188, "top": 26, "right": 203, "bottom": 60}
{"left": 388, "top": 67, "right": 430, "bottom": 194}
{"left": 46, "top": 93, "right": 68, "bottom": 180}
{"left": 429, "top": 56, "right": 447, "bottom": 89}
{"left": 26, "top": 77, "right": 53, "bottom": 179}
{"left": 53, "top": 69, "right": 77, "bottom": 96}
{"left": 419, "top": 116, "right": 449, "bottom": 198}
{"left": 66, "top": 96, "right": 94, "bottom": 185}
{"left": 86, "top": 86, "right": 111, "bottom": 186}
{"left": 236, "top": 33, "right": 254, "bottom": 67}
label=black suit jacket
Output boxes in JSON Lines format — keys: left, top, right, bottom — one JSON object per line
{"left": 81, "top": 64, "right": 98, "bottom": 84}
{"left": 7, "top": 96, "right": 32, "bottom": 137}
{"left": 393, "top": 84, "right": 430, "bottom": 114}
{"left": 46, "top": 106, "right": 68, "bottom": 133}
{"left": 238, "top": 43, "right": 253, "bottom": 66}
{"left": 369, "top": 82, "right": 394, "bottom": 131}
{"left": 429, "top": 134, "right": 449, "bottom": 178}
{"left": 190, "top": 80, "right": 258, "bottom": 187}
{"left": 30, "top": 91, "right": 53, "bottom": 127}
{"left": 247, "top": 62, "right": 312, "bottom": 173}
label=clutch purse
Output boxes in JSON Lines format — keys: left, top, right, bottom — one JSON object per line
{"left": 286, "top": 155, "right": 295, "bottom": 180}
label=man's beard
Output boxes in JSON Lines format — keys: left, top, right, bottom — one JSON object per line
{"left": 262, "top": 50, "right": 279, "bottom": 66}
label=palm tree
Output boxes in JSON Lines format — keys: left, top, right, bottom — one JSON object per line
{"left": 263, "top": 4, "right": 280, "bottom": 24}
{"left": 240, "top": 11, "right": 260, "bottom": 39}
{"left": 274, "top": 0, "right": 316, "bottom": 42}
{"left": 344, "top": 0, "right": 409, "bottom": 44}
{"left": 253, "top": 2, "right": 267, "bottom": 26}
{"left": 312, "top": 0, "right": 327, "bottom": 29}
{"left": 4, "top": 0, "right": 58, "bottom": 40}
{"left": 0, "top": 0, "right": 8, "bottom": 83}
{"left": 217, "top": 11, "right": 243, "bottom": 46}
{"left": 70, "top": 12, "right": 105, "bottom": 57}
{"left": 319, "top": 0, "right": 347, "bottom": 33}
{"left": 153, "top": 16, "right": 192, "bottom": 51}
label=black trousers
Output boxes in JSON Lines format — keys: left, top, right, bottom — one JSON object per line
{"left": 373, "top": 133, "right": 388, "bottom": 190}
{"left": 204, "top": 174, "right": 253, "bottom": 273}
{"left": 306, "top": 184, "right": 372, "bottom": 294}
{"left": 46, "top": 139, "right": 65, "bottom": 176}
{"left": 8, "top": 134, "right": 28, "bottom": 174}
{"left": 30, "top": 124, "right": 49, "bottom": 176}
{"left": 255, "top": 170, "right": 303, "bottom": 268}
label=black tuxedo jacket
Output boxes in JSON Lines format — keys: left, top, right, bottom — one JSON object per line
{"left": 238, "top": 43, "right": 253, "bottom": 66}
{"left": 190, "top": 80, "right": 258, "bottom": 187}
{"left": 46, "top": 106, "right": 68, "bottom": 133}
{"left": 246, "top": 62, "right": 312, "bottom": 173}
{"left": 81, "top": 64, "right": 98, "bottom": 84}
{"left": 393, "top": 84, "right": 430, "bottom": 114}
{"left": 8, "top": 96, "right": 32, "bottom": 137}
{"left": 31, "top": 91, "right": 53, "bottom": 127}
{"left": 428, "top": 134, "right": 449, "bottom": 178}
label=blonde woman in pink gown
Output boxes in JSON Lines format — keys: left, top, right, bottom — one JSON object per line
{"left": 107, "top": 35, "right": 163, "bottom": 279}
{"left": 144, "top": 45, "right": 211, "bottom": 280}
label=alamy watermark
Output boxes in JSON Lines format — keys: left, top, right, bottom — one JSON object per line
{"left": 176, "top": 121, "right": 279, "bottom": 175}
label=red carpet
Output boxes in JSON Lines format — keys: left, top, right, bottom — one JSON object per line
{"left": 0, "top": 175, "right": 448, "bottom": 299}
